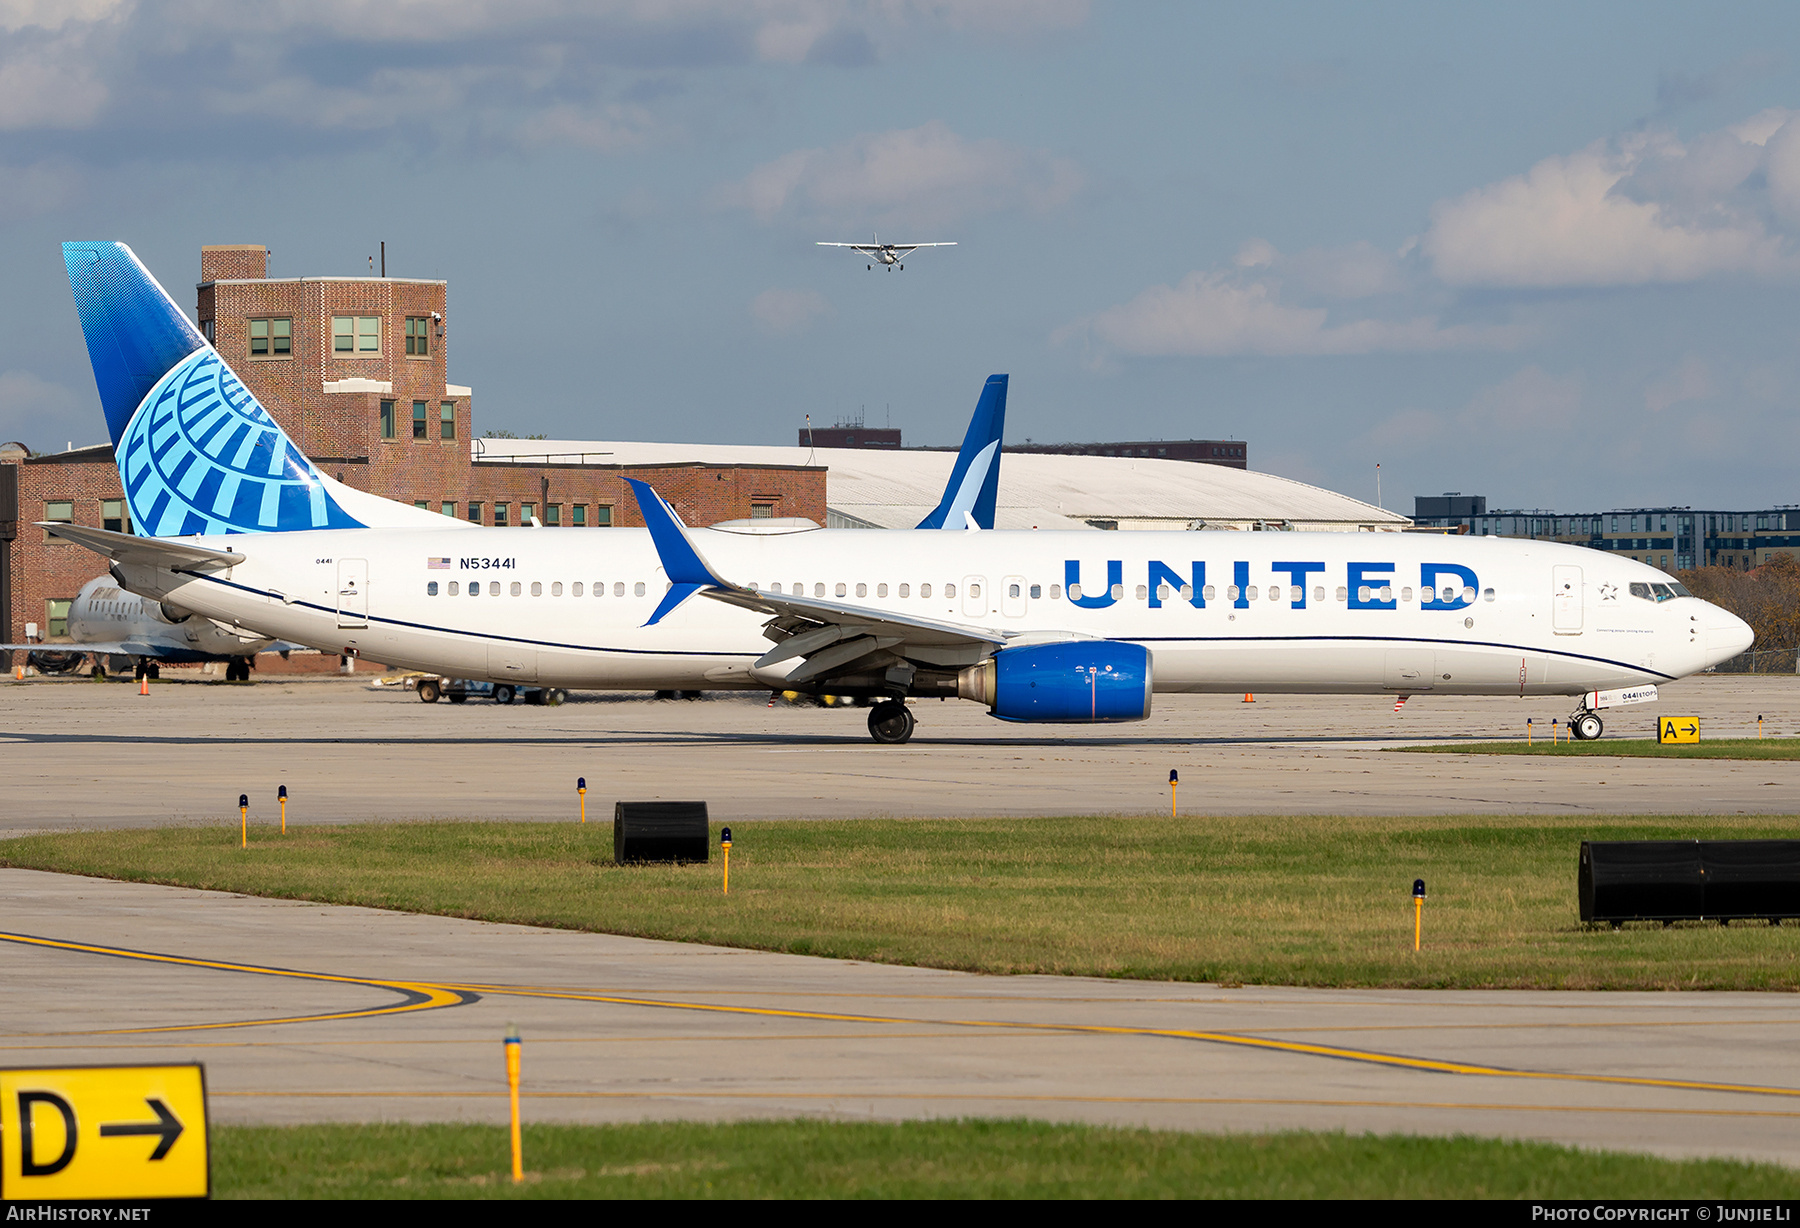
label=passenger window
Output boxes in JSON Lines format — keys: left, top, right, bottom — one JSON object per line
{"left": 836, "top": 583, "right": 847, "bottom": 597}
{"left": 1357, "top": 586, "right": 1371, "bottom": 602}
{"left": 427, "top": 581, "right": 438, "bottom": 596}
{"left": 511, "top": 582, "right": 522, "bottom": 596}
{"left": 1030, "top": 584, "right": 1041, "bottom": 599}
{"left": 531, "top": 582, "right": 542, "bottom": 597}
{"left": 469, "top": 583, "right": 479, "bottom": 598}
{"left": 571, "top": 582, "right": 582, "bottom": 596}
{"left": 614, "top": 582, "right": 625, "bottom": 597}
{"left": 448, "top": 582, "right": 459, "bottom": 596}
{"left": 1461, "top": 586, "right": 1475, "bottom": 604}
{"left": 1227, "top": 585, "right": 1239, "bottom": 601}
{"left": 899, "top": 584, "right": 909, "bottom": 597}
{"left": 552, "top": 582, "right": 563, "bottom": 596}
{"left": 1483, "top": 587, "right": 1496, "bottom": 602}
{"left": 1313, "top": 586, "right": 1324, "bottom": 602}
{"left": 856, "top": 583, "right": 867, "bottom": 598}
{"left": 921, "top": 584, "right": 933, "bottom": 598}
{"left": 814, "top": 583, "right": 825, "bottom": 597}
{"left": 1203, "top": 585, "right": 1215, "bottom": 601}
{"left": 1180, "top": 585, "right": 1192, "bottom": 600}
{"left": 878, "top": 584, "right": 888, "bottom": 598}
{"left": 634, "top": 582, "right": 646, "bottom": 597}
{"left": 1401, "top": 587, "right": 1413, "bottom": 603}
{"left": 1245, "top": 586, "right": 1257, "bottom": 601}
{"left": 1379, "top": 586, "right": 1393, "bottom": 602}
{"left": 1336, "top": 586, "right": 1347, "bottom": 602}
{"left": 946, "top": 584, "right": 957, "bottom": 598}
{"left": 1136, "top": 585, "right": 1148, "bottom": 600}
{"left": 1051, "top": 584, "right": 1062, "bottom": 600}
{"left": 770, "top": 582, "right": 782, "bottom": 593}
{"left": 1069, "top": 583, "right": 1082, "bottom": 600}
{"left": 971, "top": 584, "right": 980, "bottom": 598}
{"left": 1290, "top": 586, "right": 1302, "bottom": 602}
{"left": 1109, "top": 583, "right": 1123, "bottom": 600}
{"left": 489, "top": 581, "right": 500, "bottom": 596}
{"left": 1155, "top": 585, "right": 1168, "bottom": 600}
{"left": 793, "top": 580, "right": 803, "bottom": 595}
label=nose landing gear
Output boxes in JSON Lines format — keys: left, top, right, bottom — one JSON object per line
{"left": 1570, "top": 710, "right": 1604, "bottom": 741}
{"left": 868, "top": 700, "right": 915, "bottom": 744}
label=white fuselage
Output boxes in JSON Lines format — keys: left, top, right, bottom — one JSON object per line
{"left": 69, "top": 577, "right": 276, "bottom": 662}
{"left": 126, "top": 524, "right": 1752, "bottom": 698}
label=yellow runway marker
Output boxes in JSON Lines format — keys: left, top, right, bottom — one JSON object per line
{"left": 0, "top": 932, "right": 472, "bottom": 1035}
{"left": 11, "top": 931, "right": 1800, "bottom": 1105}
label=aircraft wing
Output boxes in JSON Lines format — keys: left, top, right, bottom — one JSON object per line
{"left": 817, "top": 243, "right": 880, "bottom": 252}
{"left": 42, "top": 523, "right": 245, "bottom": 570}
{"left": 624, "top": 479, "right": 1003, "bottom": 685}
{"left": 0, "top": 641, "right": 156, "bottom": 656}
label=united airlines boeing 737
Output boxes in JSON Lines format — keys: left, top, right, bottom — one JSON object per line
{"left": 49, "top": 242, "right": 1753, "bottom": 743}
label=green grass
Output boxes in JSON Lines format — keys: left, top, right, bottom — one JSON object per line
{"left": 1396, "top": 737, "right": 1800, "bottom": 759}
{"left": 211, "top": 1120, "right": 1800, "bottom": 1198}
{"left": 9, "top": 816, "right": 1800, "bottom": 989}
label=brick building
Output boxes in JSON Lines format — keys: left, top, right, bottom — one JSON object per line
{"left": 3, "top": 244, "right": 824, "bottom": 657}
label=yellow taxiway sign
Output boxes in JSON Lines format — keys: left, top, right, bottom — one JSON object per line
{"left": 0, "top": 1063, "right": 207, "bottom": 1200}
{"left": 1659, "top": 717, "right": 1701, "bottom": 745}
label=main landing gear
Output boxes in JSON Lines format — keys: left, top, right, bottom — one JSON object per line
{"left": 1570, "top": 709, "right": 1604, "bottom": 741}
{"left": 868, "top": 701, "right": 915, "bottom": 745}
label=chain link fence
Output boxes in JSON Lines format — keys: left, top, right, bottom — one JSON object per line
{"left": 1708, "top": 648, "right": 1800, "bottom": 674}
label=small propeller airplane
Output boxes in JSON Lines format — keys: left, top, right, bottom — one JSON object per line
{"left": 817, "top": 234, "right": 955, "bottom": 271}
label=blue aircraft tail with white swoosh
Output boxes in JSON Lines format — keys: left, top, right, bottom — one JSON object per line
{"left": 916, "top": 374, "right": 1006, "bottom": 530}
{"left": 63, "top": 241, "right": 453, "bottom": 536}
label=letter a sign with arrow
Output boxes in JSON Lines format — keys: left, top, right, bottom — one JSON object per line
{"left": 1659, "top": 716, "right": 1701, "bottom": 745}
{"left": 0, "top": 1064, "right": 208, "bottom": 1199}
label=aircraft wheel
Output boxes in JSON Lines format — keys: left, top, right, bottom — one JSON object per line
{"left": 417, "top": 679, "right": 441, "bottom": 703}
{"left": 447, "top": 693, "right": 468, "bottom": 704}
{"left": 868, "top": 701, "right": 915, "bottom": 745}
{"left": 1572, "top": 712, "right": 1603, "bottom": 741}
{"left": 544, "top": 688, "right": 568, "bottom": 707}
{"left": 134, "top": 659, "right": 147, "bottom": 680}
{"left": 494, "top": 684, "right": 516, "bottom": 705}
{"left": 147, "top": 663, "right": 161, "bottom": 680}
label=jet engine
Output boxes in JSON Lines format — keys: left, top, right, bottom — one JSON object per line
{"left": 956, "top": 642, "right": 1153, "bottom": 723}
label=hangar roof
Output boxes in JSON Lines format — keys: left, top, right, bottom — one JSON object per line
{"left": 472, "top": 439, "right": 1409, "bottom": 532}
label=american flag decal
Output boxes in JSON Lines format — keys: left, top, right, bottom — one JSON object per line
{"left": 427, "top": 557, "right": 451, "bottom": 569}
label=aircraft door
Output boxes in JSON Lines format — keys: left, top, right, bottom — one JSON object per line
{"left": 1552, "top": 565, "right": 1583, "bottom": 634}
{"left": 1001, "top": 575, "right": 1028, "bottom": 619}
{"left": 963, "top": 575, "right": 988, "bottom": 619}
{"left": 337, "top": 559, "right": 368, "bottom": 628}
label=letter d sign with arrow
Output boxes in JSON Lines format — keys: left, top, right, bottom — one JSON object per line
{"left": 0, "top": 1063, "right": 208, "bottom": 1199}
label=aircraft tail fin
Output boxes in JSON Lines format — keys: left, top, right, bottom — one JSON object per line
{"left": 63, "top": 241, "right": 452, "bottom": 536}
{"left": 916, "top": 374, "right": 1007, "bottom": 530}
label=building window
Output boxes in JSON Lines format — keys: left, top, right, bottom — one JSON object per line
{"left": 412, "top": 401, "right": 427, "bottom": 440}
{"left": 43, "top": 501, "right": 71, "bottom": 542}
{"left": 595, "top": 505, "right": 613, "bottom": 527}
{"left": 544, "top": 504, "right": 561, "bottom": 526}
{"left": 380, "top": 400, "right": 396, "bottom": 439}
{"left": 572, "top": 504, "right": 586, "bottom": 527}
{"left": 441, "top": 501, "right": 455, "bottom": 518}
{"left": 46, "top": 599, "right": 72, "bottom": 639}
{"left": 751, "top": 503, "right": 774, "bottom": 519}
{"left": 405, "top": 317, "right": 431, "bottom": 357}
{"left": 440, "top": 401, "right": 455, "bottom": 440}
{"left": 248, "top": 317, "right": 292, "bottom": 358}
{"left": 102, "top": 499, "right": 129, "bottom": 534}
{"left": 332, "top": 316, "right": 381, "bottom": 354}
{"left": 467, "top": 502, "right": 482, "bottom": 524}
{"left": 414, "top": 500, "right": 429, "bottom": 511}
{"left": 494, "top": 503, "right": 509, "bottom": 527}
{"left": 522, "top": 502, "right": 536, "bottom": 524}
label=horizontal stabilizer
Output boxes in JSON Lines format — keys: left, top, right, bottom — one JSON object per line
{"left": 43, "top": 522, "right": 244, "bottom": 570}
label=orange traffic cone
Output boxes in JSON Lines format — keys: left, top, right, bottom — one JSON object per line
{"left": 1242, "top": 693, "right": 1254, "bottom": 703}
{"left": 139, "top": 675, "right": 149, "bottom": 696}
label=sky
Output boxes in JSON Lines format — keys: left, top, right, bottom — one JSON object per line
{"left": 5, "top": 1, "right": 1800, "bottom": 515}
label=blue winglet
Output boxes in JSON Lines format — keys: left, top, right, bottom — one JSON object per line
{"left": 625, "top": 479, "right": 732, "bottom": 625}
{"left": 917, "top": 374, "right": 1007, "bottom": 530}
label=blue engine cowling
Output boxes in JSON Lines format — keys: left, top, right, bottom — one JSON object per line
{"left": 956, "top": 641, "right": 1153, "bottom": 723}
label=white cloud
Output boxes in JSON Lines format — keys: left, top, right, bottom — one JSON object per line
{"left": 1063, "top": 268, "right": 1523, "bottom": 359}
{"left": 1423, "top": 123, "right": 1796, "bottom": 288}
{"left": 722, "top": 120, "right": 1081, "bottom": 228}
{"left": 749, "top": 287, "right": 832, "bottom": 335}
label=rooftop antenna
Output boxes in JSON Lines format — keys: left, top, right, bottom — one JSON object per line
{"left": 380, "top": 241, "right": 385, "bottom": 278}
{"left": 805, "top": 413, "right": 815, "bottom": 466}
{"left": 1376, "top": 462, "right": 1383, "bottom": 510}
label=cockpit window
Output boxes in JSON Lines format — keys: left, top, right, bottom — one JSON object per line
{"left": 1668, "top": 582, "right": 1692, "bottom": 598}
{"left": 1650, "top": 583, "right": 1676, "bottom": 602}
{"left": 1629, "top": 583, "right": 1652, "bottom": 600}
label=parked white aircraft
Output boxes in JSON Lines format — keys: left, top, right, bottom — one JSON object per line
{"left": 2, "top": 575, "right": 280, "bottom": 680}
{"left": 52, "top": 242, "right": 1753, "bottom": 743}
{"left": 817, "top": 234, "right": 955, "bottom": 270}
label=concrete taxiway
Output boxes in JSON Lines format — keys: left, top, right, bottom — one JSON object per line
{"left": 3, "top": 868, "right": 1800, "bottom": 1165}
{"left": 2, "top": 673, "right": 1800, "bottom": 833}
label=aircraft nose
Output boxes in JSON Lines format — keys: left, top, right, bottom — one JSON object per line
{"left": 1705, "top": 605, "right": 1754, "bottom": 665}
